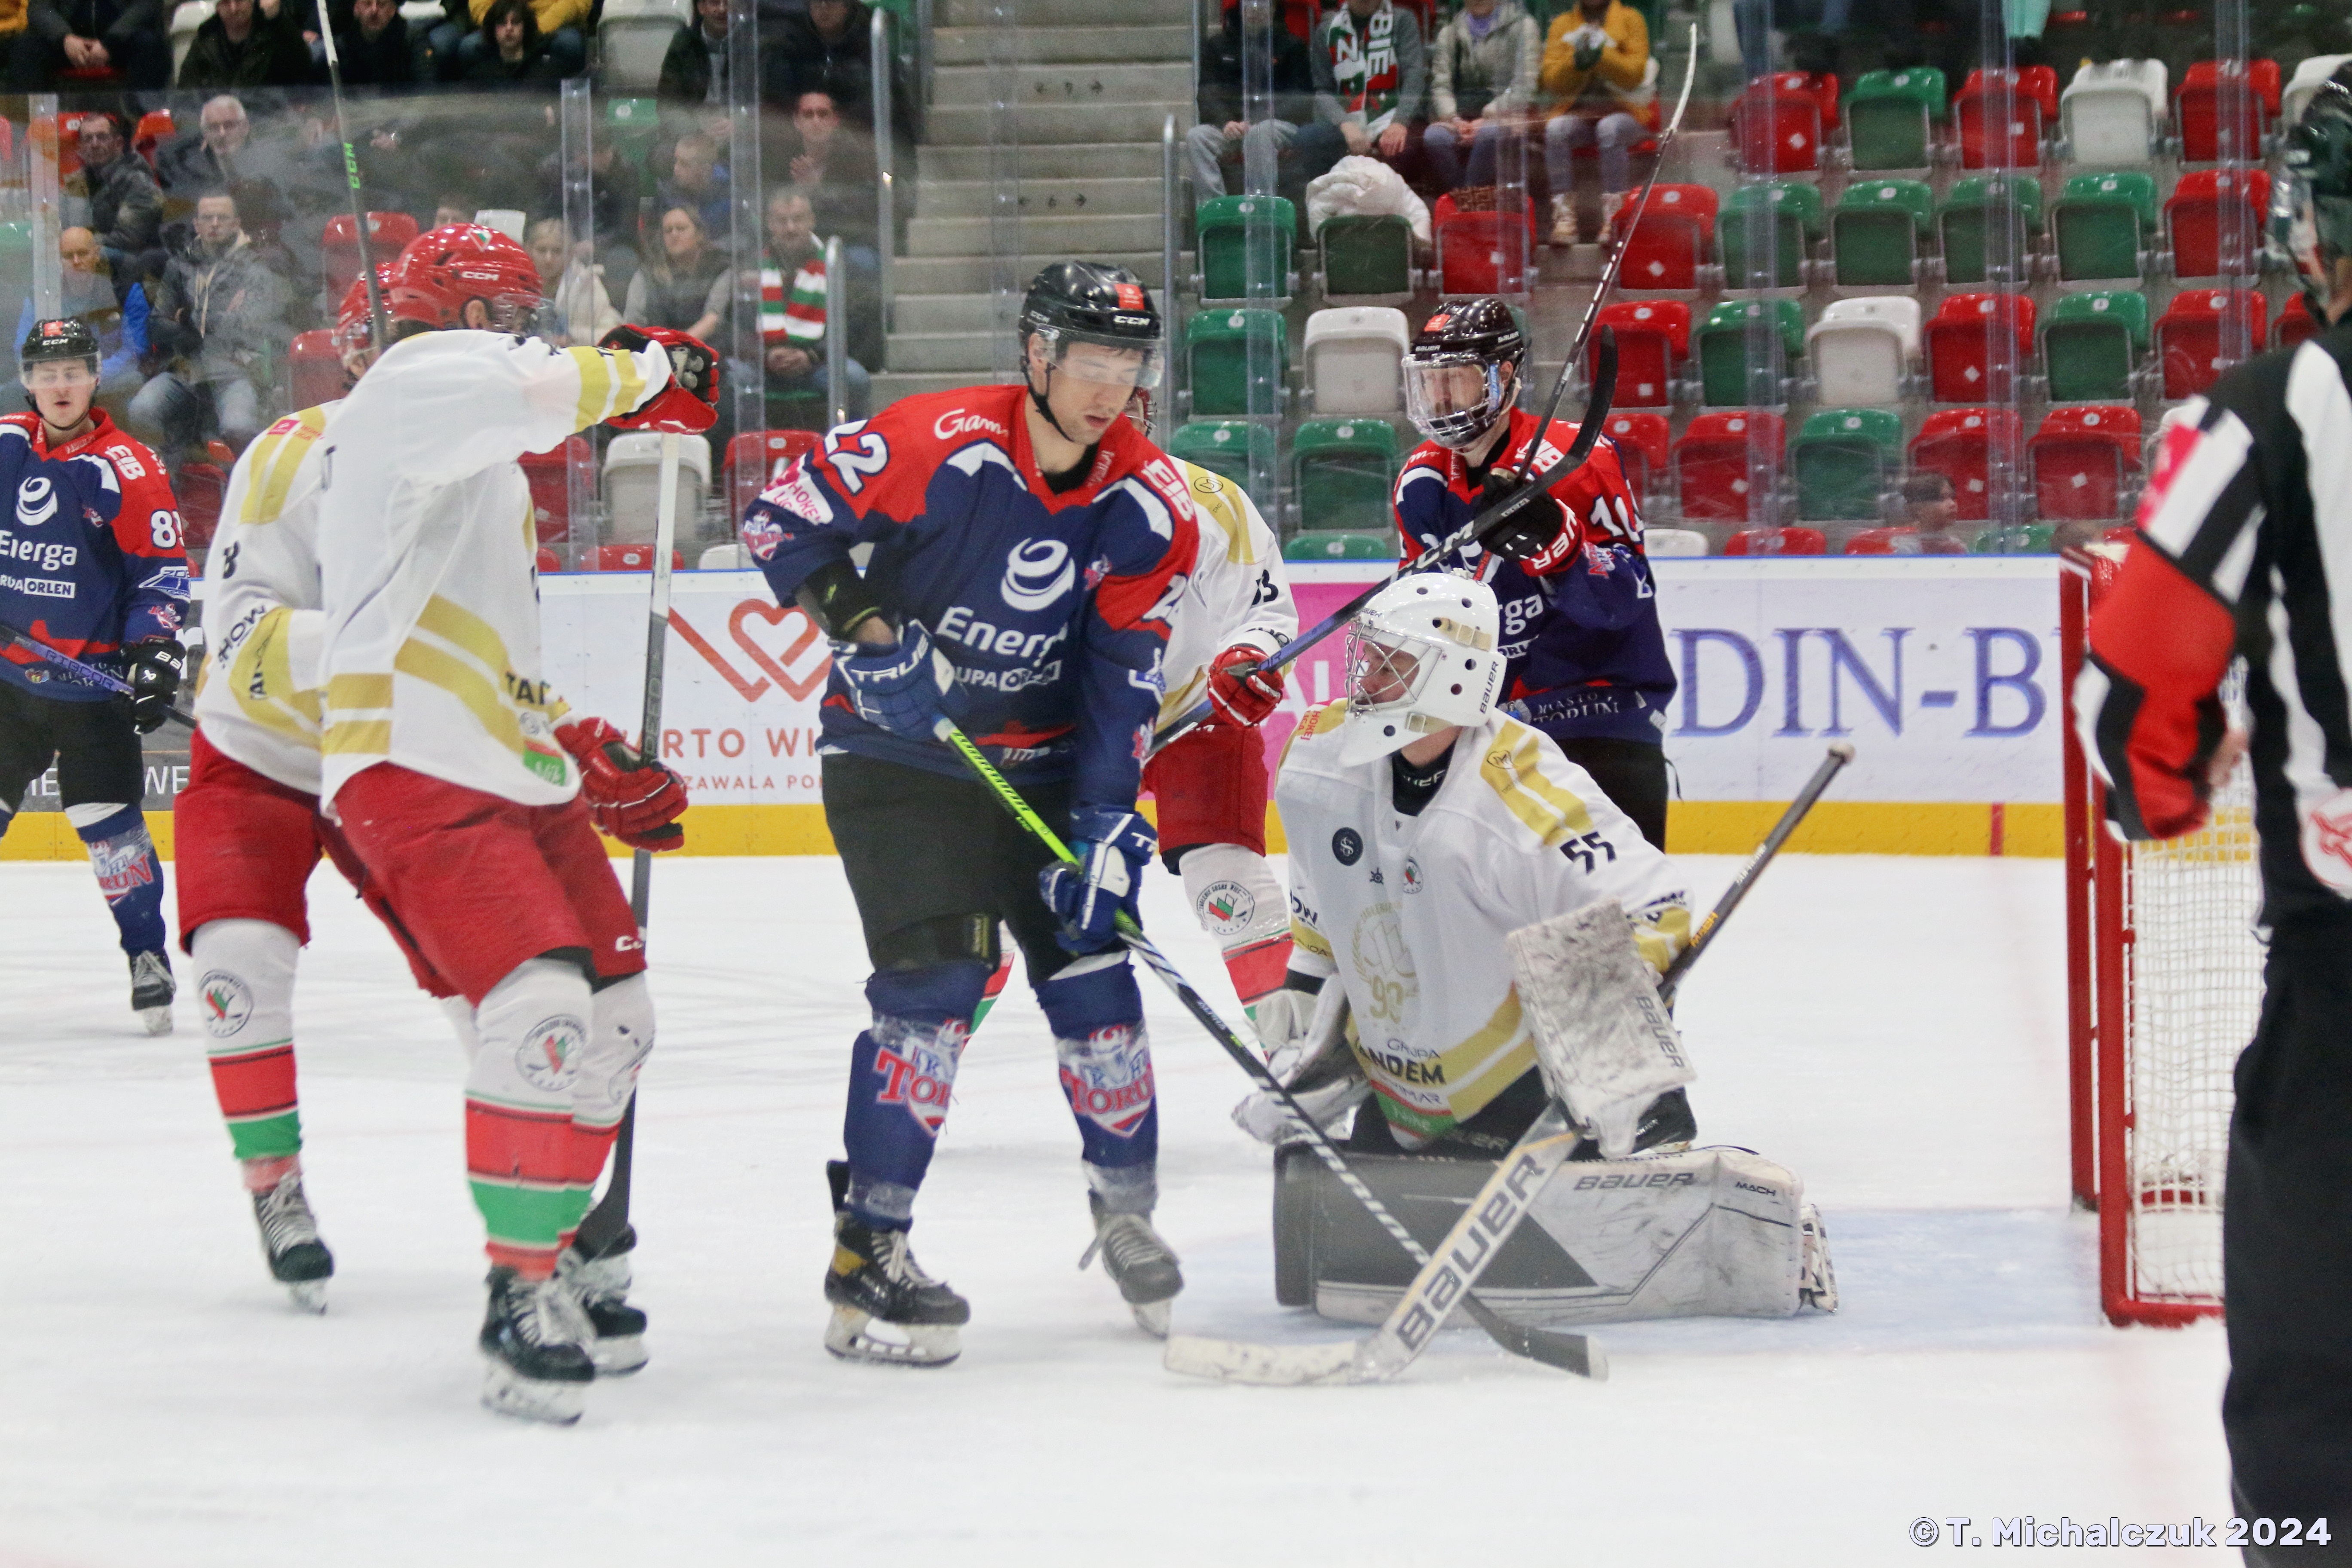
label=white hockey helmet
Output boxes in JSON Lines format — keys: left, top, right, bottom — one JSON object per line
{"left": 1339, "top": 573, "right": 1505, "bottom": 764}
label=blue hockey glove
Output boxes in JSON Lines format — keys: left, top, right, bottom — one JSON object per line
{"left": 1039, "top": 808, "right": 1156, "bottom": 953}
{"left": 835, "top": 621, "right": 963, "bottom": 741}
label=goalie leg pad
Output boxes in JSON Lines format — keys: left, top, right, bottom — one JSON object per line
{"left": 1507, "top": 900, "right": 1693, "bottom": 1158}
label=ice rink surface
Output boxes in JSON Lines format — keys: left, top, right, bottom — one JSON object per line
{"left": 0, "top": 851, "right": 2231, "bottom": 1567}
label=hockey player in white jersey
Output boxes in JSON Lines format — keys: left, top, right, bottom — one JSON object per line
{"left": 310, "top": 224, "right": 712, "bottom": 1424}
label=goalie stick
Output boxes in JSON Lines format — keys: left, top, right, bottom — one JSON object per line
{"left": 934, "top": 719, "right": 1600, "bottom": 1378}
{"left": 0, "top": 618, "right": 193, "bottom": 729}
{"left": 1164, "top": 741, "right": 1856, "bottom": 1386}
{"left": 1145, "top": 24, "right": 1701, "bottom": 759}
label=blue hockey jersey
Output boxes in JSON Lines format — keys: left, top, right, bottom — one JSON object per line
{"left": 0, "top": 410, "right": 189, "bottom": 703}
{"left": 1394, "top": 406, "right": 1676, "bottom": 747}
{"left": 742, "top": 385, "right": 1199, "bottom": 815}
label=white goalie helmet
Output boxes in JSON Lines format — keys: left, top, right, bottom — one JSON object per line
{"left": 1339, "top": 573, "right": 1505, "bottom": 764}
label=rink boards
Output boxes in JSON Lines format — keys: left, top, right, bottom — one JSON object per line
{"left": 1, "top": 556, "right": 2066, "bottom": 860}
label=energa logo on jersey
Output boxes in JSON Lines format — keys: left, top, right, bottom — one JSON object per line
{"left": 15, "top": 475, "right": 56, "bottom": 527}
{"left": 1000, "top": 537, "right": 1075, "bottom": 611}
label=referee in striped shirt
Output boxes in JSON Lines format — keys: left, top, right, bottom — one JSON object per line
{"left": 2076, "top": 82, "right": 2352, "bottom": 1565}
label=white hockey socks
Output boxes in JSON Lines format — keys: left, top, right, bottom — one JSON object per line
{"left": 464, "top": 957, "right": 595, "bottom": 1277}
{"left": 1178, "top": 843, "right": 1292, "bottom": 1027}
{"left": 191, "top": 918, "right": 306, "bottom": 1168}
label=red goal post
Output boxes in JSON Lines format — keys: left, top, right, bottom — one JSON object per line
{"left": 2061, "top": 543, "right": 2258, "bottom": 1328}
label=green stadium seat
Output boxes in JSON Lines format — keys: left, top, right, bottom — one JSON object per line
{"left": 2052, "top": 171, "right": 2159, "bottom": 285}
{"left": 605, "top": 98, "right": 660, "bottom": 175}
{"left": 1845, "top": 68, "right": 1947, "bottom": 170}
{"left": 1290, "top": 418, "right": 1401, "bottom": 533}
{"left": 1196, "top": 194, "right": 1296, "bottom": 303}
{"left": 1184, "top": 309, "right": 1288, "bottom": 417}
{"left": 1939, "top": 175, "right": 2044, "bottom": 287}
{"left": 1719, "top": 181, "right": 1823, "bottom": 291}
{"left": 1318, "top": 214, "right": 1415, "bottom": 301}
{"left": 1167, "top": 420, "right": 1276, "bottom": 493}
{"left": 1971, "top": 524, "right": 2057, "bottom": 554}
{"left": 1791, "top": 407, "right": 1903, "bottom": 521}
{"left": 1696, "top": 298, "right": 1805, "bottom": 407}
{"left": 1831, "top": 178, "right": 1935, "bottom": 288}
{"left": 1283, "top": 531, "right": 1398, "bottom": 561}
{"left": 2041, "top": 290, "right": 2150, "bottom": 404}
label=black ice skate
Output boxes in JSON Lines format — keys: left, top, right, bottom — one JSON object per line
{"left": 823, "top": 1163, "right": 968, "bottom": 1368}
{"left": 251, "top": 1168, "right": 334, "bottom": 1313}
{"left": 1566, "top": 1086, "right": 1697, "bottom": 1162}
{"left": 479, "top": 1266, "right": 596, "bottom": 1425}
{"left": 1080, "top": 1193, "right": 1183, "bottom": 1338}
{"left": 129, "top": 949, "right": 173, "bottom": 1036}
{"left": 558, "top": 1225, "right": 648, "bottom": 1376}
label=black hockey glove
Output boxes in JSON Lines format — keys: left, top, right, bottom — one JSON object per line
{"left": 1476, "top": 468, "right": 1571, "bottom": 564}
{"left": 120, "top": 637, "right": 185, "bottom": 734}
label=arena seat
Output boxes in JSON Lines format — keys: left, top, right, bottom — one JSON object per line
{"left": 321, "top": 211, "right": 420, "bottom": 300}
{"left": 2031, "top": 406, "right": 2141, "bottom": 522}
{"left": 1718, "top": 180, "right": 1822, "bottom": 291}
{"left": 1601, "top": 411, "right": 1672, "bottom": 508}
{"left": 2060, "top": 59, "right": 2166, "bottom": 166}
{"left": 588, "top": 544, "right": 687, "bottom": 571}
{"left": 1723, "top": 526, "right": 1827, "bottom": 556}
{"left": 1589, "top": 301, "right": 1689, "bottom": 409}
{"left": 2051, "top": 171, "right": 2158, "bottom": 283}
{"left": 1939, "top": 174, "right": 2043, "bottom": 285}
{"left": 1807, "top": 296, "right": 1920, "bottom": 408}
{"left": 133, "top": 109, "right": 174, "bottom": 169}
{"left": 1792, "top": 408, "right": 1902, "bottom": 521}
{"left": 1167, "top": 419, "right": 1274, "bottom": 492}
{"left": 1926, "top": 292, "right": 2036, "bottom": 404}
{"left": 1956, "top": 66, "right": 2058, "bottom": 169}
{"left": 1831, "top": 178, "right": 1934, "bottom": 288}
{"left": 2174, "top": 58, "right": 2280, "bottom": 164}
{"left": 2275, "top": 294, "right": 2321, "bottom": 350}
{"left": 1304, "top": 306, "right": 1411, "bottom": 415}
{"left": 1972, "top": 524, "right": 2057, "bottom": 554}
{"left": 1645, "top": 527, "right": 1708, "bottom": 556}
{"left": 536, "top": 546, "right": 562, "bottom": 573}
{"left": 723, "top": 430, "right": 819, "bottom": 521}
{"left": 1196, "top": 194, "right": 1296, "bottom": 303}
{"left": 1910, "top": 407, "right": 2025, "bottom": 522}
{"left": 1282, "top": 532, "right": 1396, "bottom": 562}
{"left": 602, "top": 432, "right": 711, "bottom": 545}
{"left": 1730, "top": 72, "right": 1835, "bottom": 174}
{"left": 286, "top": 330, "right": 343, "bottom": 413}
{"left": 1291, "top": 418, "right": 1400, "bottom": 534}
{"left": 1844, "top": 67, "right": 1945, "bottom": 170}
{"left": 2157, "top": 289, "right": 2266, "bottom": 400}
{"left": 2041, "top": 290, "right": 2149, "bottom": 404}
{"left": 176, "top": 460, "right": 225, "bottom": 550}
{"left": 2166, "top": 168, "right": 2268, "bottom": 280}
{"left": 599, "top": 0, "right": 693, "bottom": 91}
{"left": 1433, "top": 190, "right": 1536, "bottom": 297}
{"left": 1674, "top": 410, "right": 1785, "bottom": 522}
{"left": 1612, "top": 184, "right": 1717, "bottom": 291}
{"left": 1696, "top": 299, "right": 1804, "bottom": 407}
{"left": 521, "top": 435, "right": 592, "bottom": 545}
{"left": 1183, "top": 309, "right": 1288, "bottom": 418}
{"left": 1317, "top": 215, "right": 1416, "bottom": 303}
{"left": 1843, "top": 526, "right": 1916, "bottom": 554}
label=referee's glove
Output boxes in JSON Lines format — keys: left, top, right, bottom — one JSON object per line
{"left": 1040, "top": 807, "right": 1155, "bottom": 953}
{"left": 120, "top": 637, "right": 185, "bottom": 734}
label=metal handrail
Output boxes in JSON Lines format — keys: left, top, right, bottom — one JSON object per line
{"left": 873, "top": 7, "right": 895, "bottom": 341}
{"left": 1161, "top": 112, "right": 1179, "bottom": 445}
{"left": 913, "top": 0, "right": 934, "bottom": 143}
{"left": 827, "top": 236, "right": 848, "bottom": 428}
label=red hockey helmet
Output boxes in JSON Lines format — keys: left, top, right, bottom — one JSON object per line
{"left": 386, "top": 223, "right": 543, "bottom": 332}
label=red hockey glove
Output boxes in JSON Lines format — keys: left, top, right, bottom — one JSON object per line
{"left": 599, "top": 325, "right": 720, "bottom": 434}
{"left": 555, "top": 716, "right": 688, "bottom": 851}
{"left": 1207, "top": 643, "right": 1285, "bottom": 728}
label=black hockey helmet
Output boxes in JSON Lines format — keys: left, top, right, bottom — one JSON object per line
{"left": 1404, "top": 298, "right": 1526, "bottom": 449}
{"left": 20, "top": 316, "right": 99, "bottom": 374}
{"left": 1018, "top": 260, "right": 1164, "bottom": 389}
{"left": 2273, "top": 81, "right": 2352, "bottom": 320}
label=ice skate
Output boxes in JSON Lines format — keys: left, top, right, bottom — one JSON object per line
{"left": 824, "top": 1210, "right": 970, "bottom": 1367}
{"left": 1799, "top": 1204, "right": 1838, "bottom": 1313}
{"left": 250, "top": 1166, "right": 333, "bottom": 1313}
{"left": 558, "top": 1225, "right": 648, "bottom": 1376}
{"left": 1081, "top": 1194, "right": 1182, "bottom": 1338}
{"left": 479, "top": 1266, "right": 596, "bottom": 1425}
{"left": 129, "top": 949, "right": 174, "bottom": 1035}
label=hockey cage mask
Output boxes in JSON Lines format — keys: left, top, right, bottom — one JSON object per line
{"left": 1339, "top": 573, "right": 1505, "bottom": 764}
{"left": 1403, "top": 299, "right": 1527, "bottom": 450}
{"left": 2272, "top": 81, "right": 2352, "bottom": 321}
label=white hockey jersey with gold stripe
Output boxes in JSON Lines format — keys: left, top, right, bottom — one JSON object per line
{"left": 314, "top": 330, "right": 669, "bottom": 807}
{"left": 1155, "top": 458, "right": 1297, "bottom": 733}
{"left": 1276, "top": 704, "right": 1690, "bottom": 1143}
{"left": 194, "top": 400, "right": 341, "bottom": 794}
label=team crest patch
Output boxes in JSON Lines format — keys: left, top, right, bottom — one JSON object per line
{"left": 516, "top": 1015, "right": 587, "bottom": 1093}
{"left": 874, "top": 1018, "right": 966, "bottom": 1136}
{"left": 199, "top": 972, "right": 253, "bottom": 1038}
{"left": 1402, "top": 857, "right": 1424, "bottom": 894}
{"left": 2302, "top": 787, "right": 2352, "bottom": 894}
{"left": 1057, "top": 1025, "right": 1155, "bottom": 1137}
{"left": 1332, "top": 827, "right": 1363, "bottom": 866}
{"left": 1195, "top": 879, "right": 1256, "bottom": 936}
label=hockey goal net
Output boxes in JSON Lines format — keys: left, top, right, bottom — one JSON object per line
{"left": 2061, "top": 546, "right": 2261, "bottom": 1327}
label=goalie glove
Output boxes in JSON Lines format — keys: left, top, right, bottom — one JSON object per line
{"left": 599, "top": 325, "right": 720, "bottom": 433}
{"left": 1207, "top": 643, "right": 1285, "bottom": 728}
{"left": 554, "top": 716, "right": 689, "bottom": 851}
{"left": 1233, "top": 977, "right": 1367, "bottom": 1144}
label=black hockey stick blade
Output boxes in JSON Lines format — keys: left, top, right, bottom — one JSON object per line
{"left": 1460, "top": 1294, "right": 1608, "bottom": 1380}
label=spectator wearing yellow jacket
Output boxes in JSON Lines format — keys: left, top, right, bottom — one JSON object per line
{"left": 1539, "top": 0, "right": 1651, "bottom": 246}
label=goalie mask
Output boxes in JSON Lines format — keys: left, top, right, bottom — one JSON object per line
{"left": 1339, "top": 573, "right": 1504, "bottom": 764}
{"left": 2272, "top": 80, "right": 2352, "bottom": 321}
{"left": 1403, "top": 298, "right": 1526, "bottom": 450}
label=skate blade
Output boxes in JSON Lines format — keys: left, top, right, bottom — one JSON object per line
{"left": 285, "top": 1280, "right": 329, "bottom": 1315}
{"left": 481, "top": 1359, "right": 588, "bottom": 1425}
{"left": 589, "top": 1333, "right": 649, "bottom": 1376}
{"left": 137, "top": 1005, "right": 172, "bottom": 1036}
{"left": 823, "top": 1306, "right": 960, "bottom": 1368}
{"left": 1129, "top": 1298, "right": 1172, "bottom": 1339}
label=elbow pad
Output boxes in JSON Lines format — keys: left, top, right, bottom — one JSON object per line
{"left": 794, "top": 557, "right": 885, "bottom": 642}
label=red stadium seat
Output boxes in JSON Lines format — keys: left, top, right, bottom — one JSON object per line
{"left": 2165, "top": 167, "right": 2269, "bottom": 281}
{"left": 1601, "top": 411, "right": 1672, "bottom": 507}
{"left": 536, "top": 546, "right": 562, "bottom": 573}
{"left": 321, "top": 212, "right": 421, "bottom": 301}
{"left": 1673, "top": 410, "right": 1785, "bottom": 523}
{"left": 286, "top": 331, "right": 343, "bottom": 413}
{"left": 724, "top": 429, "right": 821, "bottom": 520}
{"left": 520, "top": 436, "right": 591, "bottom": 545}
{"left": 588, "top": 544, "right": 686, "bottom": 571}
{"left": 2275, "top": 294, "right": 2320, "bottom": 350}
{"left": 1613, "top": 184, "right": 1717, "bottom": 291}
{"left": 2032, "top": 405, "right": 2142, "bottom": 521}
{"left": 2174, "top": 58, "right": 2280, "bottom": 164}
{"left": 1589, "top": 301, "right": 1689, "bottom": 409}
{"left": 132, "top": 109, "right": 172, "bottom": 169}
{"left": 1956, "top": 67, "right": 2058, "bottom": 169}
{"left": 1433, "top": 192, "right": 1537, "bottom": 296}
{"left": 1730, "top": 72, "right": 1836, "bottom": 173}
{"left": 1723, "top": 526, "right": 1826, "bottom": 555}
{"left": 1843, "top": 526, "right": 1916, "bottom": 554}
{"left": 1926, "top": 292, "right": 2036, "bottom": 404}
{"left": 176, "top": 461, "right": 227, "bottom": 551}
{"left": 2157, "top": 288, "right": 2266, "bottom": 399}
{"left": 1909, "top": 406, "right": 2024, "bottom": 522}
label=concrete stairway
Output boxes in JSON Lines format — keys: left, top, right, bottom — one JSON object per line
{"left": 875, "top": 0, "right": 1193, "bottom": 407}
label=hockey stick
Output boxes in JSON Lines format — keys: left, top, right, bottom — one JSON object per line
{"left": 934, "top": 718, "right": 1599, "bottom": 1377}
{"left": 0, "top": 619, "right": 193, "bottom": 729}
{"left": 574, "top": 432, "right": 683, "bottom": 1253}
{"left": 1165, "top": 740, "right": 1856, "bottom": 1386}
{"left": 1146, "top": 27, "right": 1700, "bottom": 759}
{"left": 313, "top": 9, "right": 393, "bottom": 354}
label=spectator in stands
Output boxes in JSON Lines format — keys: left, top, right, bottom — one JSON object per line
{"left": 8, "top": 0, "right": 169, "bottom": 90}
{"left": 13, "top": 226, "right": 147, "bottom": 418}
{"left": 533, "top": 136, "right": 646, "bottom": 297}
{"left": 1184, "top": 0, "right": 1341, "bottom": 214}
{"left": 1540, "top": 0, "right": 1651, "bottom": 247}
{"left": 1895, "top": 471, "right": 1969, "bottom": 554}
{"left": 1313, "top": 0, "right": 1424, "bottom": 176}
{"left": 458, "top": 0, "right": 568, "bottom": 81}
{"left": 783, "top": 91, "right": 877, "bottom": 252}
{"left": 177, "top": 0, "right": 315, "bottom": 87}
{"left": 128, "top": 187, "right": 289, "bottom": 467}
{"left": 658, "top": 131, "right": 733, "bottom": 244}
{"left": 328, "top": 0, "right": 420, "bottom": 85}
{"left": 1424, "top": 0, "right": 1540, "bottom": 191}
{"left": 756, "top": 186, "right": 868, "bottom": 423}
{"left": 526, "top": 215, "right": 618, "bottom": 347}
{"left": 66, "top": 111, "right": 163, "bottom": 281}
{"left": 764, "top": 0, "right": 873, "bottom": 125}
{"left": 430, "top": 191, "right": 472, "bottom": 228}
{"left": 657, "top": 0, "right": 731, "bottom": 107}
{"left": 622, "top": 204, "right": 729, "bottom": 343}
{"left": 156, "top": 95, "right": 251, "bottom": 198}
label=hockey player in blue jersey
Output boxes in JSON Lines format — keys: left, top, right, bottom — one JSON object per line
{"left": 0, "top": 318, "right": 190, "bottom": 1032}
{"left": 739, "top": 262, "right": 1199, "bottom": 1363}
